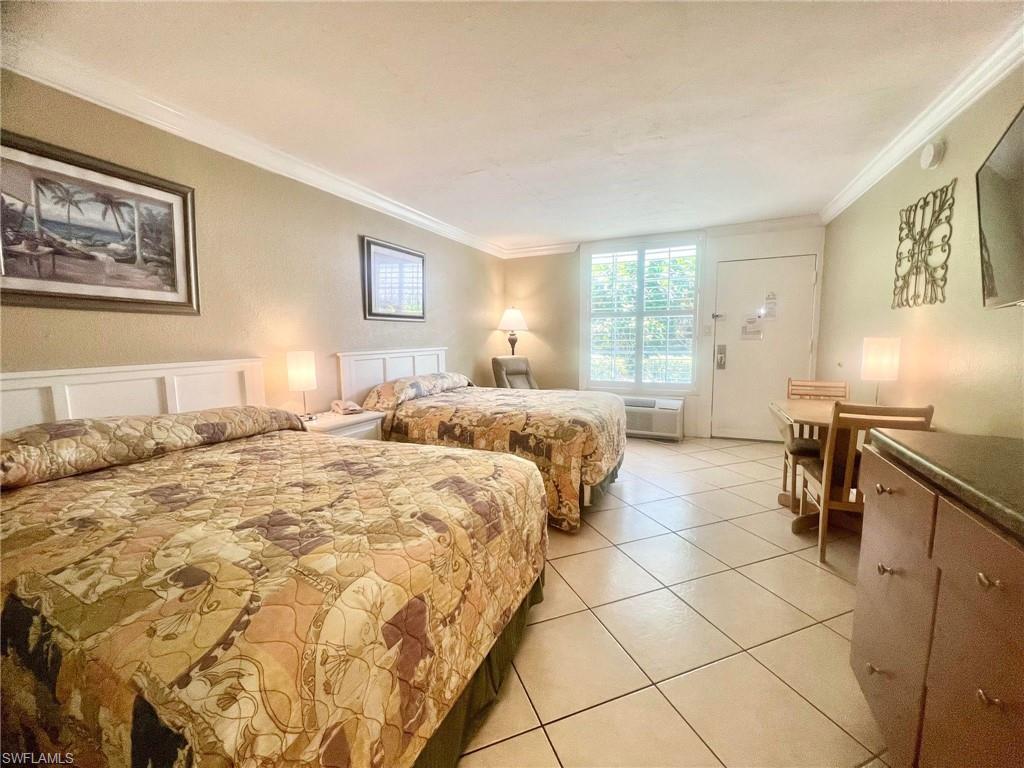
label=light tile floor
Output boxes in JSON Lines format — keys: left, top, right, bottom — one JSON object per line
{"left": 459, "top": 437, "right": 884, "bottom": 768}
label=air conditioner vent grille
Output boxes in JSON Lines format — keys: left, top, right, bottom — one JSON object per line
{"left": 623, "top": 397, "right": 684, "bottom": 440}
{"left": 624, "top": 397, "right": 658, "bottom": 409}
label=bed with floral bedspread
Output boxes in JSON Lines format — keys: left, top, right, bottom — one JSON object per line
{"left": 0, "top": 405, "right": 547, "bottom": 768}
{"left": 363, "top": 373, "right": 627, "bottom": 531}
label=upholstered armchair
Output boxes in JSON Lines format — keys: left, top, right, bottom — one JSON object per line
{"left": 492, "top": 356, "right": 539, "bottom": 389}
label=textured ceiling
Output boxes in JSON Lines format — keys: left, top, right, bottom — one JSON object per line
{"left": 3, "top": 2, "right": 1021, "bottom": 252}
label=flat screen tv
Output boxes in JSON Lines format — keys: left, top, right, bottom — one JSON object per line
{"left": 977, "top": 105, "right": 1024, "bottom": 308}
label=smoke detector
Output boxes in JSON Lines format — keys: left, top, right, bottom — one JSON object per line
{"left": 920, "top": 140, "right": 946, "bottom": 170}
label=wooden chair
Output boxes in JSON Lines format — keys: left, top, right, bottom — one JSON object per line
{"left": 771, "top": 407, "right": 820, "bottom": 512}
{"left": 787, "top": 378, "right": 850, "bottom": 401}
{"left": 777, "top": 379, "right": 851, "bottom": 511}
{"left": 798, "top": 401, "right": 934, "bottom": 562}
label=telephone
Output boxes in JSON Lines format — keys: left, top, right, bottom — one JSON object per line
{"left": 331, "top": 400, "right": 364, "bottom": 415}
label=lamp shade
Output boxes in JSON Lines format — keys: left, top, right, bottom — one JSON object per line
{"left": 498, "top": 307, "right": 528, "bottom": 331}
{"left": 286, "top": 351, "right": 318, "bottom": 392}
{"left": 861, "top": 337, "right": 901, "bottom": 382}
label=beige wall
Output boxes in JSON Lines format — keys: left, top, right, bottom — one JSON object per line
{"left": 501, "top": 252, "right": 580, "bottom": 389}
{"left": 501, "top": 219, "right": 826, "bottom": 437}
{"left": 818, "top": 67, "right": 1024, "bottom": 437}
{"left": 0, "top": 72, "right": 508, "bottom": 413}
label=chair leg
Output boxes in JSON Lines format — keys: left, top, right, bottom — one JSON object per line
{"left": 818, "top": 500, "right": 830, "bottom": 563}
{"left": 789, "top": 459, "right": 798, "bottom": 510}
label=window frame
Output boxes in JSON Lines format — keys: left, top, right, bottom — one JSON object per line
{"left": 579, "top": 231, "right": 704, "bottom": 397}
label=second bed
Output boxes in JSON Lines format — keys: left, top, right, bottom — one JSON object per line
{"left": 363, "top": 372, "right": 627, "bottom": 531}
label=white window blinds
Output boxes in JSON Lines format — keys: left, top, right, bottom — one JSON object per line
{"left": 585, "top": 242, "right": 698, "bottom": 391}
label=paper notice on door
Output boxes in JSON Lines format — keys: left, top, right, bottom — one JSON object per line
{"left": 741, "top": 314, "right": 763, "bottom": 341}
{"left": 765, "top": 291, "right": 777, "bottom": 319}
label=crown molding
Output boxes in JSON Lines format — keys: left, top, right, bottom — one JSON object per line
{"left": 703, "top": 213, "right": 823, "bottom": 238}
{"left": 821, "top": 22, "right": 1024, "bottom": 223}
{"left": 1, "top": 40, "right": 516, "bottom": 258}
{"left": 500, "top": 241, "right": 580, "bottom": 259}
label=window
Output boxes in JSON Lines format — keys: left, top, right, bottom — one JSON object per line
{"left": 583, "top": 239, "right": 699, "bottom": 393}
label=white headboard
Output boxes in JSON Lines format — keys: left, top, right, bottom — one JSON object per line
{"left": 1, "top": 358, "right": 266, "bottom": 432}
{"left": 337, "top": 347, "right": 447, "bottom": 404}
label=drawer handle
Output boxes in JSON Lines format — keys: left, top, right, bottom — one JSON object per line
{"left": 876, "top": 562, "right": 898, "bottom": 576}
{"left": 976, "top": 572, "right": 1004, "bottom": 590}
{"left": 976, "top": 689, "right": 1004, "bottom": 709}
{"left": 865, "top": 662, "right": 884, "bottom": 676}
{"left": 874, "top": 483, "right": 894, "bottom": 495}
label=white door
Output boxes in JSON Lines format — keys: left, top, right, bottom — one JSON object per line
{"left": 711, "top": 254, "right": 817, "bottom": 440}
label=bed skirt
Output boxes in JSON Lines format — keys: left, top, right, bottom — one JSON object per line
{"left": 583, "top": 454, "right": 624, "bottom": 507}
{"left": 413, "top": 573, "right": 545, "bottom": 768}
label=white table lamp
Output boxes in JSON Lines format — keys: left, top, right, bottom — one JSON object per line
{"left": 861, "top": 337, "right": 900, "bottom": 404}
{"left": 498, "top": 307, "right": 528, "bottom": 355}
{"left": 287, "top": 350, "right": 318, "bottom": 421}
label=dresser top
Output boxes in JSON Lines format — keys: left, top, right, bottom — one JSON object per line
{"left": 872, "top": 429, "right": 1024, "bottom": 544}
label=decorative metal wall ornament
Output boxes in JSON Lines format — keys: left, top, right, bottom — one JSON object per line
{"left": 892, "top": 178, "right": 956, "bottom": 308}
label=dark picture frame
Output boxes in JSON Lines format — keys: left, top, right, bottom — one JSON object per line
{"left": 1, "top": 131, "right": 199, "bottom": 314}
{"left": 360, "top": 235, "right": 425, "bottom": 321}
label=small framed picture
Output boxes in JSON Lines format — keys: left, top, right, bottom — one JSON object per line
{"left": 360, "top": 236, "right": 425, "bottom": 321}
{"left": 1, "top": 131, "right": 199, "bottom": 314}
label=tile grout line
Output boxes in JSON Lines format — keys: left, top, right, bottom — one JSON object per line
{"left": 744, "top": 648, "right": 883, "bottom": 760}
{"left": 523, "top": 537, "right": 730, "bottom": 764}
{"left": 539, "top": 554, "right": 863, "bottom": 762}
{"left": 466, "top": 442, "right": 866, "bottom": 765}
{"left": 568, "top": 590, "right": 730, "bottom": 768}
{"left": 611, "top": 473, "right": 876, "bottom": 760}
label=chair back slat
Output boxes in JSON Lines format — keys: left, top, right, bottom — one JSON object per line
{"left": 820, "top": 402, "right": 934, "bottom": 505}
{"left": 787, "top": 378, "right": 850, "bottom": 400}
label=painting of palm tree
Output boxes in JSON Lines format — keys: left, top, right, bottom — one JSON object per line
{"left": 1, "top": 131, "right": 198, "bottom": 314}
{"left": 34, "top": 179, "right": 89, "bottom": 226}
{"left": 89, "top": 191, "right": 134, "bottom": 240}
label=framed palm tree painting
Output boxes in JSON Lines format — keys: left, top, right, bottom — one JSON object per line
{"left": 0, "top": 132, "right": 199, "bottom": 314}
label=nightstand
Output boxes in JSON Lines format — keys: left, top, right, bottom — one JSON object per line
{"left": 304, "top": 411, "right": 385, "bottom": 440}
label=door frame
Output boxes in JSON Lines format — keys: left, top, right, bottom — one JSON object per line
{"left": 709, "top": 253, "right": 822, "bottom": 439}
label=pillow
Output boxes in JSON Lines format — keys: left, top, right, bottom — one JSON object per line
{"left": 1, "top": 405, "right": 304, "bottom": 489}
{"left": 363, "top": 372, "right": 472, "bottom": 411}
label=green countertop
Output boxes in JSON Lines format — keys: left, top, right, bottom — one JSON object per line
{"left": 871, "top": 428, "right": 1024, "bottom": 544}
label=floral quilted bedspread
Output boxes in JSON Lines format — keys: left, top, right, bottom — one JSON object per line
{"left": 365, "top": 376, "right": 627, "bottom": 531}
{"left": 0, "top": 406, "right": 547, "bottom": 768}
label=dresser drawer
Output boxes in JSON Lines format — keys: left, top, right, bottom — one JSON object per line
{"left": 931, "top": 498, "right": 1024, "bottom": 625}
{"left": 860, "top": 446, "right": 938, "bottom": 563}
{"left": 919, "top": 499, "right": 1024, "bottom": 768}
{"left": 334, "top": 421, "right": 382, "bottom": 440}
{"left": 851, "top": 555, "right": 939, "bottom": 768}
{"left": 852, "top": 451, "right": 941, "bottom": 767}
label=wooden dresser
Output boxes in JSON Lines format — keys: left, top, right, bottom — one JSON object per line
{"left": 852, "top": 430, "right": 1023, "bottom": 768}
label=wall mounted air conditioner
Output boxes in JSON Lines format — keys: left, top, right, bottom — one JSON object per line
{"left": 623, "top": 396, "right": 684, "bottom": 440}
